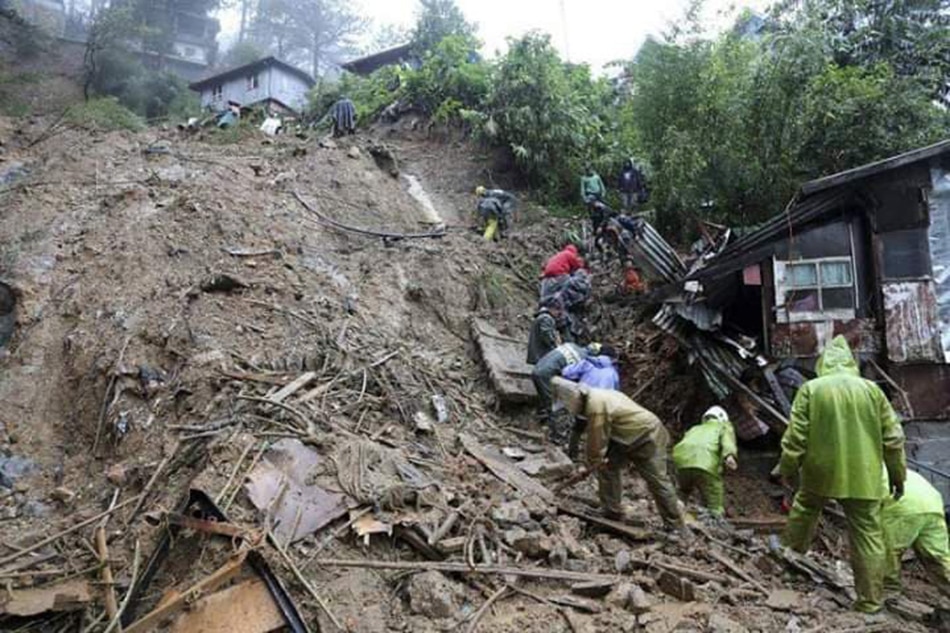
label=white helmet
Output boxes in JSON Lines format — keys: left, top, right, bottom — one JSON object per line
{"left": 703, "top": 406, "right": 729, "bottom": 423}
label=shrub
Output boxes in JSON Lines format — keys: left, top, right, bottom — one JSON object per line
{"left": 65, "top": 97, "right": 144, "bottom": 132}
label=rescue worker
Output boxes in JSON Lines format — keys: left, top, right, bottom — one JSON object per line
{"left": 672, "top": 406, "right": 738, "bottom": 518}
{"left": 526, "top": 298, "right": 569, "bottom": 365}
{"left": 562, "top": 347, "right": 620, "bottom": 460}
{"left": 618, "top": 159, "right": 644, "bottom": 211}
{"left": 531, "top": 342, "right": 595, "bottom": 432}
{"left": 882, "top": 469, "right": 950, "bottom": 598}
{"left": 779, "top": 335, "right": 906, "bottom": 614}
{"left": 475, "top": 186, "right": 517, "bottom": 240}
{"left": 328, "top": 97, "right": 356, "bottom": 136}
{"left": 580, "top": 165, "right": 606, "bottom": 206}
{"left": 552, "top": 377, "right": 684, "bottom": 529}
{"left": 542, "top": 244, "right": 586, "bottom": 280}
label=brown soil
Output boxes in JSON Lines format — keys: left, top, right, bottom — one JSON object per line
{"left": 0, "top": 117, "right": 939, "bottom": 633}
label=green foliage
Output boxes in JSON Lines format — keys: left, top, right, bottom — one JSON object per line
{"left": 402, "top": 35, "right": 489, "bottom": 118}
{"left": 308, "top": 67, "right": 399, "bottom": 122}
{"left": 65, "top": 97, "right": 145, "bottom": 132}
{"left": 411, "top": 0, "right": 478, "bottom": 54}
{"left": 477, "top": 33, "right": 613, "bottom": 200}
{"left": 624, "top": 2, "right": 950, "bottom": 240}
{"left": 0, "top": 71, "right": 42, "bottom": 117}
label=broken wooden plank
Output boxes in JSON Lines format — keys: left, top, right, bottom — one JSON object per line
{"left": 168, "top": 578, "right": 286, "bottom": 633}
{"left": 0, "top": 579, "right": 94, "bottom": 617}
{"left": 269, "top": 371, "right": 318, "bottom": 403}
{"left": 459, "top": 433, "right": 554, "bottom": 502}
{"left": 557, "top": 504, "right": 652, "bottom": 541}
{"left": 706, "top": 548, "right": 769, "bottom": 595}
{"left": 471, "top": 319, "right": 537, "bottom": 403}
{"left": 731, "top": 517, "right": 787, "bottom": 530}
{"left": 654, "top": 562, "right": 730, "bottom": 585}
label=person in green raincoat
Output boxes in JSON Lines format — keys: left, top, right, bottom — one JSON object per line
{"left": 673, "top": 406, "right": 738, "bottom": 517}
{"left": 779, "top": 335, "right": 906, "bottom": 614}
{"left": 882, "top": 469, "right": 950, "bottom": 598}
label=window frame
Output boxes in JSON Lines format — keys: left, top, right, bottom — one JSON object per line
{"left": 211, "top": 84, "right": 223, "bottom": 101}
{"left": 246, "top": 73, "right": 259, "bottom": 92}
{"left": 774, "top": 255, "right": 857, "bottom": 323}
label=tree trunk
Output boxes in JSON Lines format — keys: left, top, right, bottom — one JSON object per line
{"left": 239, "top": 0, "right": 249, "bottom": 42}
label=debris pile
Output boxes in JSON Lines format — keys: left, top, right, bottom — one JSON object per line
{"left": 0, "top": 117, "right": 940, "bottom": 632}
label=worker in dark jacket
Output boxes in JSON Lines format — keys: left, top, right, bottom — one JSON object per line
{"left": 618, "top": 159, "right": 644, "bottom": 211}
{"left": 475, "top": 186, "right": 517, "bottom": 240}
{"left": 532, "top": 342, "right": 596, "bottom": 432}
{"left": 329, "top": 97, "right": 356, "bottom": 136}
{"left": 527, "top": 299, "right": 569, "bottom": 365}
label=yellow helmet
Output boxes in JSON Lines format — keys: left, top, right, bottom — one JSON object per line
{"left": 475, "top": 186, "right": 487, "bottom": 196}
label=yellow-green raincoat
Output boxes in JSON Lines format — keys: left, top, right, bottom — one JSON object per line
{"left": 779, "top": 336, "right": 906, "bottom": 613}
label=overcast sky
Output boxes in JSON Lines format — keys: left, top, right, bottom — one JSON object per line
{"left": 216, "top": 0, "right": 770, "bottom": 72}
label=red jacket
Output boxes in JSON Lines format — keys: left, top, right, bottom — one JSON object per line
{"left": 542, "top": 245, "right": 585, "bottom": 278}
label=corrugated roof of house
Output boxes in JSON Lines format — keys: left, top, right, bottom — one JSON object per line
{"left": 189, "top": 56, "right": 314, "bottom": 91}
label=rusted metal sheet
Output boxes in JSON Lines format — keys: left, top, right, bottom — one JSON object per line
{"left": 245, "top": 439, "right": 350, "bottom": 545}
{"left": 882, "top": 282, "right": 943, "bottom": 363}
{"left": 0, "top": 580, "right": 93, "bottom": 617}
{"left": 890, "top": 365, "right": 950, "bottom": 420}
{"left": 771, "top": 319, "right": 881, "bottom": 358}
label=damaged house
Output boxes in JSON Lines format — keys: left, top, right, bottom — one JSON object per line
{"left": 629, "top": 139, "right": 950, "bottom": 486}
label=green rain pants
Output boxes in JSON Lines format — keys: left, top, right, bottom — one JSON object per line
{"left": 783, "top": 490, "right": 886, "bottom": 613}
{"left": 677, "top": 467, "right": 725, "bottom": 517}
{"left": 883, "top": 512, "right": 950, "bottom": 598}
{"left": 598, "top": 431, "right": 684, "bottom": 529}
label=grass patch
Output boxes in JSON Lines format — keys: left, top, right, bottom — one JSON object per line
{"left": 65, "top": 97, "right": 145, "bottom": 132}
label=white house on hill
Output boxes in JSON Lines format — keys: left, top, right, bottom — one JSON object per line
{"left": 189, "top": 57, "right": 315, "bottom": 115}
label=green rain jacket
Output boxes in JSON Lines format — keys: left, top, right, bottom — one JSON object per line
{"left": 580, "top": 173, "right": 606, "bottom": 202}
{"left": 883, "top": 470, "right": 944, "bottom": 518}
{"left": 779, "top": 336, "right": 906, "bottom": 500}
{"left": 673, "top": 414, "right": 738, "bottom": 476}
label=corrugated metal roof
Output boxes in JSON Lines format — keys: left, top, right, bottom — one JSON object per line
{"left": 628, "top": 220, "right": 687, "bottom": 284}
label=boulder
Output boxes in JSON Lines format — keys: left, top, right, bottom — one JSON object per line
{"left": 406, "top": 571, "right": 464, "bottom": 619}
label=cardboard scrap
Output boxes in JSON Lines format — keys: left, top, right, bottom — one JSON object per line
{"left": 0, "top": 579, "right": 94, "bottom": 617}
{"left": 169, "top": 578, "right": 285, "bottom": 633}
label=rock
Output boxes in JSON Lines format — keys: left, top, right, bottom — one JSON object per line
{"left": 50, "top": 487, "right": 75, "bottom": 504}
{"left": 0, "top": 506, "right": 18, "bottom": 520}
{"left": 0, "top": 455, "right": 37, "bottom": 489}
{"left": 347, "top": 146, "right": 361, "bottom": 159}
{"left": 708, "top": 613, "right": 748, "bottom": 633}
{"left": 105, "top": 463, "right": 129, "bottom": 486}
{"left": 606, "top": 582, "right": 635, "bottom": 610}
{"left": 491, "top": 500, "right": 531, "bottom": 527}
{"left": 503, "top": 528, "right": 553, "bottom": 558}
{"left": 406, "top": 571, "right": 464, "bottom": 619}
{"left": 657, "top": 571, "right": 697, "bottom": 602}
{"left": 886, "top": 596, "right": 934, "bottom": 622}
{"left": 765, "top": 589, "right": 802, "bottom": 612}
{"left": 156, "top": 164, "right": 186, "bottom": 183}
{"left": 517, "top": 447, "right": 573, "bottom": 478}
{"left": 319, "top": 138, "right": 337, "bottom": 149}
{"left": 615, "top": 549, "right": 632, "bottom": 573}
{"left": 21, "top": 499, "right": 53, "bottom": 518}
{"left": 570, "top": 581, "right": 615, "bottom": 599}
{"left": 628, "top": 585, "right": 654, "bottom": 616}
{"left": 413, "top": 411, "right": 435, "bottom": 434}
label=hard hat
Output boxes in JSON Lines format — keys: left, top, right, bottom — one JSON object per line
{"left": 475, "top": 186, "right": 486, "bottom": 196}
{"left": 703, "top": 406, "right": 729, "bottom": 423}
{"left": 587, "top": 342, "right": 602, "bottom": 356}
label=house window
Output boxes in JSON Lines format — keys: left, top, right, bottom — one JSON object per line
{"left": 777, "top": 257, "right": 856, "bottom": 321}
{"left": 246, "top": 74, "right": 259, "bottom": 91}
{"left": 211, "top": 84, "right": 223, "bottom": 100}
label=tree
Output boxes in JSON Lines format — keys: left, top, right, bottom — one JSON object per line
{"left": 411, "top": 0, "right": 477, "bottom": 53}
{"left": 251, "top": 0, "right": 367, "bottom": 76}
{"left": 223, "top": 40, "right": 266, "bottom": 66}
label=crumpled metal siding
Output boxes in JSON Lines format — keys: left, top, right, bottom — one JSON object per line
{"left": 883, "top": 281, "right": 944, "bottom": 363}
{"left": 628, "top": 220, "right": 687, "bottom": 284}
{"left": 652, "top": 306, "right": 747, "bottom": 399}
{"left": 929, "top": 167, "right": 950, "bottom": 362}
